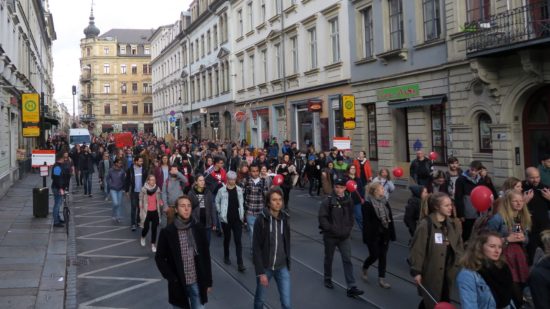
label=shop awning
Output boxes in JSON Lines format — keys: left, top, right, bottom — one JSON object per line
{"left": 387, "top": 95, "right": 447, "bottom": 109}
{"left": 186, "top": 119, "right": 201, "bottom": 128}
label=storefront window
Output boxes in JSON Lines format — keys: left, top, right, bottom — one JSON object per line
{"left": 431, "top": 104, "right": 447, "bottom": 164}
{"left": 478, "top": 113, "right": 492, "bottom": 153}
{"left": 297, "top": 110, "right": 313, "bottom": 150}
{"left": 366, "top": 104, "right": 378, "bottom": 160}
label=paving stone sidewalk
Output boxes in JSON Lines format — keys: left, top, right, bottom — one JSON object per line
{"left": 0, "top": 173, "right": 67, "bottom": 309}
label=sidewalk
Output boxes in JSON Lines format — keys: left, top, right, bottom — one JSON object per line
{"left": 0, "top": 173, "right": 66, "bottom": 309}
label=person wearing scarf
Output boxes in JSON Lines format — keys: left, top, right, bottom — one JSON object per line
{"left": 139, "top": 175, "right": 163, "bottom": 252}
{"left": 457, "top": 231, "right": 515, "bottom": 309}
{"left": 155, "top": 195, "right": 212, "bottom": 309}
{"left": 188, "top": 175, "right": 217, "bottom": 244}
{"left": 361, "top": 182, "right": 396, "bottom": 289}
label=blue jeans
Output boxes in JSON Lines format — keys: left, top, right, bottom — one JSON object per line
{"left": 52, "top": 188, "right": 62, "bottom": 224}
{"left": 102, "top": 179, "right": 110, "bottom": 198}
{"left": 246, "top": 214, "right": 257, "bottom": 249}
{"left": 82, "top": 171, "right": 92, "bottom": 195}
{"left": 354, "top": 203, "right": 363, "bottom": 229}
{"left": 172, "top": 283, "right": 204, "bottom": 309}
{"left": 254, "top": 267, "right": 291, "bottom": 309}
{"left": 110, "top": 190, "right": 123, "bottom": 219}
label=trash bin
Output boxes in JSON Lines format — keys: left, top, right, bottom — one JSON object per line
{"left": 33, "top": 187, "right": 49, "bottom": 218}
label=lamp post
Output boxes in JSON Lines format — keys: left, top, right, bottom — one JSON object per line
{"left": 72, "top": 85, "right": 76, "bottom": 124}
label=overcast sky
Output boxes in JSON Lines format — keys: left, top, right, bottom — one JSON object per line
{"left": 49, "top": 0, "right": 191, "bottom": 115}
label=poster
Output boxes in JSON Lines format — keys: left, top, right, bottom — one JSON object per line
{"left": 114, "top": 132, "right": 133, "bottom": 148}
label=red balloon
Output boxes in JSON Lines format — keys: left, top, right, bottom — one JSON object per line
{"left": 471, "top": 185, "right": 494, "bottom": 212}
{"left": 346, "top": 180, "right": 357, "bottom": 192}
{"left": 392, "top": 167, "right": 404, "bottom": 178}
{"left": 434, "top": 302, "right": 456, "bottom": 309}
{"left": 429, "top": 151, "right": 438, "bottom": 161}
{"left": 273, "top": 174, "right": 284, "bottom": 186}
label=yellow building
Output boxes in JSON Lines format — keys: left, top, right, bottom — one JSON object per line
{"left": 79, "top": 10, "right": 154, "bottom": 134}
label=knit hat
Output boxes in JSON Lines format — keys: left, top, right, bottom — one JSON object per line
{"left": 227, "top": 171, "right": 237, "bottom": 180}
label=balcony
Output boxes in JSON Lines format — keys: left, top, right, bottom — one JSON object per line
{"left": 80, "top": 114, "right": 96, "bottom": 122}
{"left": 80, "top": 72, "right": 92, "bottom": 82}
{"left": 465, "top": 1, "right": 550, "bottom": 57}
{"left": 80, "top": 93, "right": 93, "bottom": 101}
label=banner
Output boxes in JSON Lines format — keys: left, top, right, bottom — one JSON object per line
{"left": 22, "top": 93, "right": 40, "bottom": 123}
{"left": 114, "top": 132, "right": 133, "bottom": 148}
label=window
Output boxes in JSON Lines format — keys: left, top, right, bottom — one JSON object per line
{"left": 207, "top": 30, "right": 211, "bottom": 53}
{"left": 238, "top": 9, "right": 244, "bottom": 37}
{"left": 120, "top": 46, "right": 126, "bottom": 54}
{"left": 308, "top": 28, "right": 318, "bottom": 69}
{"left": 479, "top": 113, "right": 492, "bottom": 153}
{"left": 329, "top": 18, "right": 340, "bottom": 63}
{"left": 261, "top": 49, "right": 268, "bottom": 83}
{"left": 132, "top": 83, "right": 138, "bottom": 94}
{"left": 121, "top": 103, "right": 128, "bottom": 115}
{"left": 197, "top": 76, "right": 201, "bottom": 100}
{"left": 274, "top": 43, "right": 282, "bottom": 79}
{"left": 213, "top": 26, "right": 218, "bottom": 49}
{"left": 144, "top": 103, "right": 153, "bottom": 115}
{"left": 389, "top": 0, "right": 404, "bottom": 50}
{"left": 362, "top": 7, "right": 374, "bottom": 59}
{"left": 144, "top": 47, "right": 150, "bottom": 55}
{"left": 86, "top": 48, "right": 91, "bottom": 56}
{"left": 466, "top": 0, "right": 490, "bottom": 22}
{"left": 249, "top": 55, "right": 255, "bottom": 86}
{"left": 431, "top": 104, "right": 447, "bottom": 164}
{"left": 190, "top": 43, "right": 194, "bottom": 63}
{"left": 191, "top": 79, "right": 195, "bottom": 102}
{"left": 290, "top": 36, "right": 298, "bottom": 74}
{"left": 183, "top": 44, "right": 188, "bottom": 67}
{"left": 239, "top": 59, "right": 245, "bottom": 89}
{"left": 208, "top": 72, "right": 213, "bottom": 97}
{"left": 104, "top": 83, "right": 111, "bottom": 94}
{"left": 423, "top": 0, "right": 441, "bottom": 41}
{"left": 104, "top": 103, "right": 111, "bottom": 115}
{"left": 366, "top": 104, "right": 378, "bottom": 160}
{"left": 131, "top": 46, "right": 137, "bottom": 55}
{"left": 104, "top": 47, "right": 109, "bottom": 55}
{"left": 261, "top": 0, "right": 266, "bottom": 22}
{"left": 103, "top": 64, "right": 110, "bottom": 74}
{"left": 202, "top": 74, "right": 207, "bottom": 100}
{"left": 143, "top": 83, "right": 150, "bottom": 94}
{"left": 195, "top": 39, "right": 199, "bottom": 61}
{"left": 120, "top": 64, "right": 127, "bottom": 74}
{"left": 274, "top": 0, "right": 281, "bottom": 15}
{"left": 121, "top": 82, "right": 127, "bottom": 94}
{"left": 132, "top": 102, "right": 139, "bottom": 115}
{"left": 247, "top": 2, "right": 254, "bottom": 32}
{"left": 201, "top": 35, "right": 205, "bottom": 57}
{"left": 131, "top": 64, "right": 137, "bottom": 74}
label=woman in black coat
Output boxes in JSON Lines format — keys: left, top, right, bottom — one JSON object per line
{"left": 362, "top": 182, "right": 396, "bottom": 289}
{"left": 188, "top": 175, "right": 218, "bottom": 244}
{"left": 155, "top": 195, "right": 212, "bottom": 309}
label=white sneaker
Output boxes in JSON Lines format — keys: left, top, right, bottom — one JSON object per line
{"left": 151, "top": 244, "right": 157, "bottom": 253}
{"left": 140, "top": 237, "right": 146, "bottom": 247}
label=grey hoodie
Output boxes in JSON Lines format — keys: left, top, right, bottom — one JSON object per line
{"left": 162, "top": 172, "right": 188, "bottom": 207}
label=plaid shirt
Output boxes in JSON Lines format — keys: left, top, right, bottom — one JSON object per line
{"left": 177, "top": 229, "right": 197, "bottom": 285}
{"left": 243, "top": 177, "right": 268, "bottom": 216}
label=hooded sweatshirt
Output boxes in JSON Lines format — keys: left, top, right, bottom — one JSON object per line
{"left": 253, "top": 208, "right": 291, "bottom": 275}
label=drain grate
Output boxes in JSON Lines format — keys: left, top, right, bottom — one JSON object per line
{"left": 68, "top": 257, "right": 90, "bottom": 266}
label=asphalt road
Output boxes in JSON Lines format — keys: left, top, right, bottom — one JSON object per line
{"left": 72, "top": 177, "right": 424, "bottom": 309}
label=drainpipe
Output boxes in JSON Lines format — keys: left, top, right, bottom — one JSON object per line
{"left": 280, "top": 0, "right": 288, "bottom": 144}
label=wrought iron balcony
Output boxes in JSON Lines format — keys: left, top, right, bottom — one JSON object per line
{"left": 80, "top": 72, "right": 92, "bottom": 82}
{"left": 465, "top": 1, "right": 550, "bottom": 57}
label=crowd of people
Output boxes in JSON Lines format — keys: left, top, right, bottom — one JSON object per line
{"left": 45, "top": 133, "right": 550, "bottom": 309}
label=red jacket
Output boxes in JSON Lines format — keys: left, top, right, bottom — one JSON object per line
{"left": 353, "top": 159, "right": 373, "bottom": 181}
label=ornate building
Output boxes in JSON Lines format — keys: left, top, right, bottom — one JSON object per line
{"left": 79, "top": 8, "right": 153, "bottom": 134}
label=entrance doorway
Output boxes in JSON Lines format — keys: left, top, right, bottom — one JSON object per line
{"left": 297, "top": 108, "right": 313, "bottom": 150}
{"left": 523, "top": 86, "right": 550, "bottom": 167}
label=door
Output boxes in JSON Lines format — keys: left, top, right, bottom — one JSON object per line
{"left": 523, "top": 86, "right": 550, "bottom": 167}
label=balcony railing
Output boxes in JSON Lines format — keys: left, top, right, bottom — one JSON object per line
{"left": 465, "top": 1, "right": 550, "bottom": 57}
{"left": 80, "top": 72, "right": 92, "bottom": 82}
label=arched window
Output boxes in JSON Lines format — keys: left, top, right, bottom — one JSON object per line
{"left": 478, "top": 113, "right": 492, "bottom": 153}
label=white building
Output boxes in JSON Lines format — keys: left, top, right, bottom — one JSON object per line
{"left": 0, "top": 0, "right": 56, "bottom": 196}
{"left": 230, "top": 0, "right": 353, "bottom": 150}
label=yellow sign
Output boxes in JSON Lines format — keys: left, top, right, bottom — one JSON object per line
{"left": 343, "top": 120, "right": 356, "bottom": 130}
{"left": 22, "top": 93, "right": 40, "bottom": 123}
{"left": 23, "top": 126, "right": 40, "bottom": 137}
{"left": 342, "top": 95, "right": 355, "bottom": 119}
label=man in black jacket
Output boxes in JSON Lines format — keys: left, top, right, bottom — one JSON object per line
{"left": 79, "top": 145, "right": 95, "bottom": 197}
{"left": 125, "top": 156, "right": 148, "bottom": 231}
{"left": 318, "top": 178, "right": 364, "bottom": 298}
{"left": 409, "top": 150, "right": 433, "bottom": 186}
{"left": 523, "top": 167, "right": 550, "bottom": 264}
{"left": 253, "top": 188, "right": 291, "bottom": 309}
{"left": 155, "top": 195, "right": 212, "bottom": 309}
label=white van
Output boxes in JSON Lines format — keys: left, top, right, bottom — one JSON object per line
{"left": 69, "top": 128, "right": 91, "bottom": 149}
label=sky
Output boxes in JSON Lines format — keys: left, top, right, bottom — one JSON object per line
{"left": 49, "top": 0, "right": 192, "bottom": 115}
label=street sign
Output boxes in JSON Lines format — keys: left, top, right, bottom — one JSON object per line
{"left": 22, "top": 93, "right": 40, "bottom": 123}
{"left": 170, "top": 122, "right": 176, "bottom": 127}
{"left": 170, "top": 110, "right": 175, "bottom": 116}
{"left": 333, "top": 137, "right": 351, "bottom": 150}
{"left": 23, "top": 126, "right": 40, "bottom": 137}
{"left": 31, "top": 150, "right": 56, "bottom": 167}
{"left": 39, "top": 166, "right": 49, "bottom": 177}
{"left": 169, "top": 116, "right": 177, "bottom": 122}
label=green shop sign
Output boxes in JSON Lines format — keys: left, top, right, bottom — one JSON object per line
{"left": 377, "top": 84, "right": 420, "bottom": 101}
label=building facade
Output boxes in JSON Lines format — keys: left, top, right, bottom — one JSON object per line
{"left": 0, "top": 0, "right": 56, "bottom": 196}
{"left": 79, "top": 11, "right": 154, "bottom": 134}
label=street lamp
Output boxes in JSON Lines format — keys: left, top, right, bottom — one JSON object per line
{"left": 72, "top": 85, "right": 76, "bottom": 124}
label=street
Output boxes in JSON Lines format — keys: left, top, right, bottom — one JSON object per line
{"left": 72, "top": 175, "right": 423, "bottom": 309}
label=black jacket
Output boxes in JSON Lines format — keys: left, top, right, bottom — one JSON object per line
{"left": 253, "top": 208, "right": 291, "bottom": 276}
{"left": 124, "top": 165, "right": 149, "bottom": 193}
{"left": 155, "top": 222, "right": 212, "bottom": 308}
{"left": 362, "top": 198, "right": 396, "bottom": 244}
{"left": 188, "top": 187, "right": 217, "bottom": 229}
{"left": 529, "top": 255, "right": 550, "bottom": 309}
{"left": 79, "top": 152, "right": 94, "bottom": 173}
{"left": 318, "top": 193, "right": 354, "bottom": 238}
{"left": 51, "top": 162, "right": 67, "bottom": 190}
{"left": 405, "top": 185, "right": 424, "bottom": 236}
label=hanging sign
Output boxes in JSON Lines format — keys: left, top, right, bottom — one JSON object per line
{"left": 23, "top": 126, "right": 40, "bottom": 137}
{"left": 333, "top": 137, "right": 351, "bottom": 150}
{"left": 234, "top": 111, "right": 247, "bottom": 122}
{"left": 22, "top": 93, "right": 40, "bottom": 123}
{"left": 307, "top": 99, "right": 323, "bottom": 112}
{"left": 342, "top": 95, "right": 355, "bottom": 119}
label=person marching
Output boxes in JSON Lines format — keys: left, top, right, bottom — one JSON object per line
{"left": 51, "top": 152, "right": 68, "bottom": 228}
{"left": 244, "top": 163, "right": 269, "bottom": 250}
{"left": 188, "top": 175, "right": 217, "bottom": 244}
{"left": 318, "top": 178, "right": 364, "bottom": 298}
{"left": 215, "top": 171, "right": 246, "bottom": 272}
{"left": 125, "top": 156, "right": 148, "bottom": 231}
{"left": 139, "top": 175, "right": 163, "bottom": 253}
{"left": 155, "top": 195, "right": 213, "bottom": 309}
{"left": 161, "top": 165, "right": 189, "bottom": 225}
{"left": 106, "top": 158, "right": 126, "bottom": 223}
